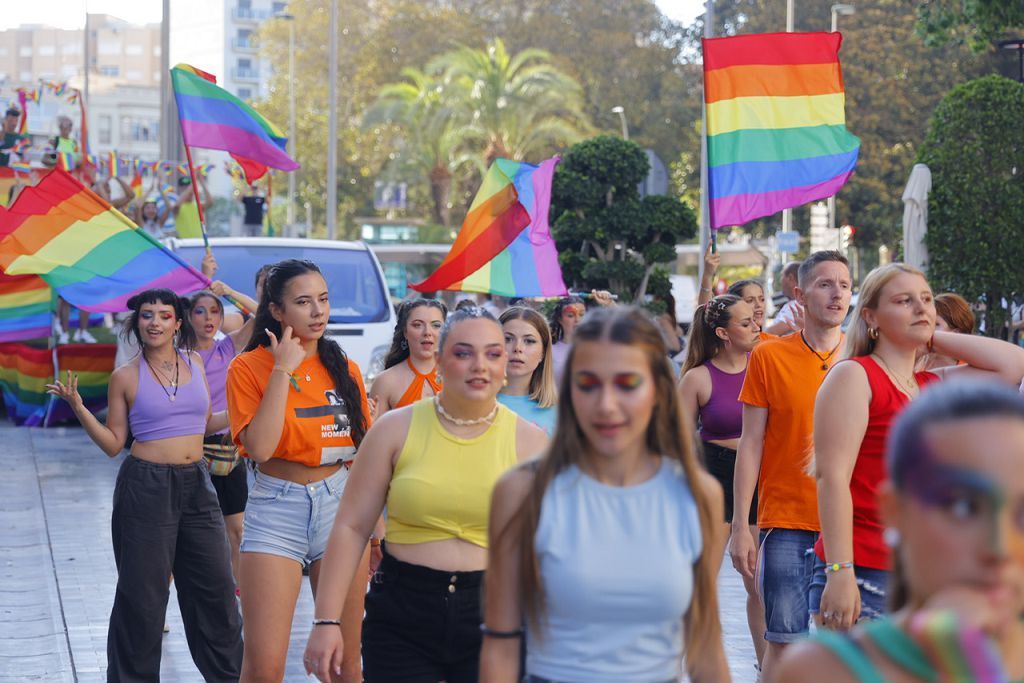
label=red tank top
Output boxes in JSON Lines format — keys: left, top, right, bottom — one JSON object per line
{"left": 814, "top": 356, "right": 938, "bottom": 570}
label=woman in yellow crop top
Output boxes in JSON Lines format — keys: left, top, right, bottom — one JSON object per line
{"left": 369, "top": 298, "right": 447, "bottom": 414}
{"left": 303, "top": 307, "right": 549, "bottom": 683}
{"left": 226, "top": 260, "right": 371, "bottom": 683}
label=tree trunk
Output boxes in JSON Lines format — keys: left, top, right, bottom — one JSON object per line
{"left": 429, "top": 165, "right": 452, "bottom": 227}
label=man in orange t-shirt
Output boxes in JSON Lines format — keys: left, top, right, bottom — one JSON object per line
{"left": 728, "top": 251, "right": 853, "bottom": 679}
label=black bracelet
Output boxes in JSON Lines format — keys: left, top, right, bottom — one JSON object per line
{"left": 480, "top": 624, "right": 524, "bottom": 639}
{"left": 312, "top": 619, "right": 342, "bottom": 627}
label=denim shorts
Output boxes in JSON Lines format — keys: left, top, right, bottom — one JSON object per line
{"left": 240, "top": 466, "right": 348, "bottom": 565}
{"left": 808, "top": 556, "right": 888, "bottom": 622}
{"left": 757, "top": 528, "right": 817, "bottom": 643}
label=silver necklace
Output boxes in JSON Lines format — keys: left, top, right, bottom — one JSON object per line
{"left": 872, "top": 353, "right": 918, "bottom": 395}
{"left": 433, "top": 396, "right": 498, "bottom": 426}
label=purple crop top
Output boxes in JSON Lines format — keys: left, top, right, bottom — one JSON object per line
{"left": 698, "top": 361, "right": 745, "bottom": 442}
{"left": 197, "top": 335, "right": 236, "bottom": 414}
{"left": 128, "top": 351, "right": 210, "bottom": 442}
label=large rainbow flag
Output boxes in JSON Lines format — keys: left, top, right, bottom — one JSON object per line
{"left": 171, "top": 64, "right": 298, "bottom": 172}
{"left": 411, "top": 157, "right": 566, "bottom": 297}
{"left": 0, "top": 273, "right": 52, "bottom": 342}
{"left": 703, "top": 32, "right": 860, "bottom": 229}
{"left": 0, "top": 169, "right": 209, "bottom": 312}
{"left": 0, "top": 342, "right": 114, "bottom": 426}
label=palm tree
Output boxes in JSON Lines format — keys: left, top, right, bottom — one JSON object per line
{"left": 428, "top": 38, "right": 592, "bottom": 166}
{"left": 363, "top": 68, "right": 479, "bottom": 227}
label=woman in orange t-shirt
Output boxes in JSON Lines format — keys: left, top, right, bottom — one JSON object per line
{"left": 369, "top": 298, "right": 447, "bottom": 415}
{"left": 226, "top": 259, "right": 371, "bottom": 682}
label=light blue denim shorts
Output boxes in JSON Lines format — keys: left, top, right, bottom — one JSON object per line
{"left": 240, "top": 466, "right": 349, "bottom": 566}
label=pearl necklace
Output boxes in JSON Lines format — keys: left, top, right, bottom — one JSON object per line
{"left": 433, "top": 396, "right": 498, "bottom": 426}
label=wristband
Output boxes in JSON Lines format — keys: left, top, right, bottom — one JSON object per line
{"left": 480, "top": 624, "right": 524, "bottom": 639}
{"left": 700, "top": 286, "right": 712, "bottom": 293}
{"left": 312, "top": 619, "right": 342, "bottom": 627}
{"left": 369, "top": 536, "right": 382, "bottom": 548}
{"left": 824, "top": 561, "right": 855, "bottom": 574}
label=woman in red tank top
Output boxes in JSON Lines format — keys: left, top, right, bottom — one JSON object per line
{"left": 369, "top": 298, "right": 447, "bottom": 415}
{"left": 813, "top": 263, "right": 1024, "bottom": 631}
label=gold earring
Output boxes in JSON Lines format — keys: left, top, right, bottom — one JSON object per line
{"left": 502, "top": 376, "right": 509, "bottom": 387}
{"left": 868, "top": 326, "right": 879, "bottom": 341}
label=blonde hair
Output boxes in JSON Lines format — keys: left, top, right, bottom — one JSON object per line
{"left": 843, "top": 263, "right": 929, "bottom": 360}
{"left": 499, "top": 306, "right": 557, "bottom": 409}
{"left": 502, "top": 306, "right": 722, "bottom": 659}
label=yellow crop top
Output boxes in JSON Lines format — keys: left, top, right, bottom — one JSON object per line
{"left": 385, "top": 398, "right": 518, "bottom": 548}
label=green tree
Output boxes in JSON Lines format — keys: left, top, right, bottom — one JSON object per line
{"left": 428, "top": 38, "right": 592, "bottom": 166}
{"left": 915, "top": 0, "right": 1024, "bottom": 50}
{"left": 918, "top": 75, "right": 1024, "bottom": 336}
{"left": 551, "top": 136, "right": 697, "bottom": 303}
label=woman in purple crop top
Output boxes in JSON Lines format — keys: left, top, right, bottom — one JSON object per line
{"left": 46, "top": 288, "right": 243, "bottom": 681}
{"left": 677, "top": 293, "right": 767, "bottom": 672}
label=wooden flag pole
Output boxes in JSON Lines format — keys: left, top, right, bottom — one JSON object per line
{"left": 181, "top": 143, "right": 210, "bottom": 252}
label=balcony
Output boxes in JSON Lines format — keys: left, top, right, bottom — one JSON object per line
{"left": 232, "top": 37, "right": 258, "bottom": 51}
{"left": 232, "top": 67, "right": 260, "bottom": 81}
{"left": 231, "top": 7, "right": 266, "bottom": 22}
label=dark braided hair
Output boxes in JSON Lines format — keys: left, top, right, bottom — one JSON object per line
{"left": 383, "top": 299, "right": 448, "bottom": 369}
{"left": 244, "top": 259, "right": 368, "bottom": 447}
{"left": 122, "top": 288, "right": 197, "bottom": 353}
{"left": 547, "top": 295, "right": 584, "bottom": 343}
{"left": 680, "top": 294, "right": 742, "bottom": 376}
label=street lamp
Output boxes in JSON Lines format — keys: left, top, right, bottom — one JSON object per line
{"left": 275, "top": 12, "right": 296, "bottom": 235}
{"left": 611, "top": 106, "right": 629, "bottom": 141}
{"left": 830, "top": 3, "right": 855, "bottom": 32}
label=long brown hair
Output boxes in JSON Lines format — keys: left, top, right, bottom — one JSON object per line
{"left": 499, "top": 306, "right": 557, "bottom": 408}
{"left": 680, "top": 294, "right": 742, "bottom": 376}
{"left": 503, "top": 306, "right": 721, "bottom": 657}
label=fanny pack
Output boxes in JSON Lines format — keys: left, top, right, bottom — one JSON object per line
{"left": 203, "top": 436, "right": 241, "bottom": 476}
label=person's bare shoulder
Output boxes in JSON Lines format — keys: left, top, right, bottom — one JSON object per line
{"left": 771, "top": 637, "right": 860, "bottom": 683}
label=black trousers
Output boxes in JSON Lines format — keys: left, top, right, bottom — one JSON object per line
{"left": 362, "top": 550, "right": 484, "bottom": 682}
{"left": 107, "top": 456, "right": 243, "bottom": 682}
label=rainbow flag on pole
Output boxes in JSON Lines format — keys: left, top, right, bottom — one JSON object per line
{"left": 411, "top": 157, "right": 566, "bottom": 297}
{"left": 0, "top": 169, "right": 209, "bottom": 312}
{"left": 171, "top": 64, "right": 298, "bottom": 171}
{"left": 0, "top": 273, "right": 52, "bottom": 342}
{"left": 702, "top": 32, "right": 860, "bottom": 229}
{"left": 0, "top": 342, "right": 115, "bottom": 426}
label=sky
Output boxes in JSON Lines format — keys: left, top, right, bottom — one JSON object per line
{"left": 1, "top": 0, "right": 706, "bottom": 30}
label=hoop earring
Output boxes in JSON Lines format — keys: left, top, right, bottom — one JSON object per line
{"left": 868, "top": 326, "right": 879, "bottom": 341}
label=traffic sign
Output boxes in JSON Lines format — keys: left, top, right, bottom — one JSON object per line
{"left": 777, "top": 230, "right": 799, "bottom": 254}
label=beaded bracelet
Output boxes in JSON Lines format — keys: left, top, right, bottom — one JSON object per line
{"left": 312, "top": 618, "right": 342, "bottom": 627}
{"left": 824, "top": 561, "right": 855, "bottom": 574}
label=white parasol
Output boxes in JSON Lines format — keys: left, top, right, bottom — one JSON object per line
{"left": 902, "top": 163, "right": 932, "bottom": 271}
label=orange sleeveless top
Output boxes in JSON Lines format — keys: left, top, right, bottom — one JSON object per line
{"left": 395, "top": 357, "right": 442, "bottom": 408}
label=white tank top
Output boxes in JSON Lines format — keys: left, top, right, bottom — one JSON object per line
{"left": 526, "top": 458, "right": 702, "bottom": 683}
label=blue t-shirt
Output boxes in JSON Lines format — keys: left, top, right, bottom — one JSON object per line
{"left": 497, "top": 393, "right": 555, "bottom": 435}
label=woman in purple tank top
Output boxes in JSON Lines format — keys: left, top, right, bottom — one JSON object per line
{"left": 677, "top": 293, "right": 767, "bottom": 674}
{"left": 190, "top": 276, "right": 258, "bottom": 586}
{"left": 46, "top": 289, "right": 243, "bottom": 681}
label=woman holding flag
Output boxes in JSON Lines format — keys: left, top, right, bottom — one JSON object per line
{"left": 46, "top": 288, "right": 243, "bottom": 682}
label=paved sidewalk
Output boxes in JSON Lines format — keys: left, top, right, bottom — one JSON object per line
{"left": 0, "top": 424, "right": 758, "bottom": 682}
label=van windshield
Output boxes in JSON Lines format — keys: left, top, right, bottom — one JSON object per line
{"left": 175, "top": 244, "right": 391, "bottom": 324}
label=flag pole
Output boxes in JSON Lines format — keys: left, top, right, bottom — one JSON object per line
{"left": 699, "top": 0, "right": 716, "bottom": 269}
{"left": 181, "top": 143, "right": 210, "bottom": 252}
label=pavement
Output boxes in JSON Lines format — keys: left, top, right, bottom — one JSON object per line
{"left": 0, "top": 424, "right": 758, "bottom": 682}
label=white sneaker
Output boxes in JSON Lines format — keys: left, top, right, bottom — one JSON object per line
{"left": 72, "top": 329, "right": 82, "bottom": 342}
{"left": 58, "top": 331, "right": 69, "bottom": 345}
{"left": 78, "top": 329, "right": 98, "bottom": 344}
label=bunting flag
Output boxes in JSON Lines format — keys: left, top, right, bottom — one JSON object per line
{"left": 0, "top": 342, "right": 115, "bottom": 426}
{"left": 171, "top": 64, "right": 298, "bottom": 171}
{"left": 411, "top": 157, "right": 567, "bottom": 297}
{"left": 0, "top": 169, "right": 209, "bottom": 312}
{"left": 57, "top": 152, "right": 75, "bottom": 171}
{"left": 0, "top": 273, "right": 52, "bottom": 342}
{"left": 108, "top": 151, "right": 119, "bottom": 177}
{"left": 702, "top": 32, "right": 860, "bottom": 228}
{"left": 9, "top": 162, "right": 32, "bottom": 176}
{"left": 130, "top": 170, "right": 143, "bottom": 199}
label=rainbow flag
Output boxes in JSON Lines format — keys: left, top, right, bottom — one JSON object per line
{"left": 9, "top": 161, "right": 32, "bottom": 175}
{"left": 702, "top": 32, "right": 860, "bottom": 229}
{"left": 11, "top": 137, "right": 31, "bottom": 155}
{"left": 411, "top": 157, "right": 566, "bottom": 297}
{"left": 0, "top": 273, "right": 52, "bottom": 342}
{"left": 0, "top": 342, "right": 115, "bottom": 426}
{"left": 57, "top": 152, "right": 75, "bottom": 171}
{"left": 171, "top": 64, "right": 298, "bottom": 171}
{"left": 0, "top": 169, "right": 209, "bottom": 312}
{"left": 108, "top": 151, "right": 119, "bottom": 177}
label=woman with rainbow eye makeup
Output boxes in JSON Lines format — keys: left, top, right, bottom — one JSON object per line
{"left": 777, "top": 379, "right": 1024, "bottom": 682}
{"left": 812, "top": 264, "right": 1024, "bottom": 634}
{"left": 303, "top": 307, "right": 547, "bottom": 682}
{"left": 481, "top": 306, "right": 729, "bottom": 683}
{"left": 548, "top": 295, "right": 585, "bottom": 382}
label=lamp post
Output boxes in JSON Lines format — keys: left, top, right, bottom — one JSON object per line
{"left": 828, "top": 4, "right": 854, "bottom": 234}
{"left": 999, "top": 38, "right": 1024, "bottom": 83}
{"left": 611, "top": 106, "right": 629, "bottom": 141}
{"left": 276, "top": 13, "right": 296, "bottom": 235}
{"left": 326, "top": 0, "right": 338, "bottom": 240}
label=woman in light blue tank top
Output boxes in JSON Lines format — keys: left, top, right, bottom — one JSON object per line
{"left": 498, "top": 306, "right": 557, "bottom": 435}
{"left": 481, "top": 306, "right": 729, "bottom": 682}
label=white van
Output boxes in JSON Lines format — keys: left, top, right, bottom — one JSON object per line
{"left": 167, "top": 237, "right": 396, "bottom": 383}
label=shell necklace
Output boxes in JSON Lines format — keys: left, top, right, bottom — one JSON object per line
{"left": 433, "top": 396, "right": 498, "bottom": 426}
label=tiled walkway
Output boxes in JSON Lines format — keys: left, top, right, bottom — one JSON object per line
{"left": 1, "top": 424, "right": 758, "bottom": 682}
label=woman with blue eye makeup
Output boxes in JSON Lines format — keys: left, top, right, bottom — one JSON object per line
{"left": 303, "top": 307, "right": 548, "bottom": 683}
{"left": 812, "top": 264, "right": 1024, "bottom": 634}
{"left": 189, "top": 283, "right": 258, "bottom": 587}
{"left": 777, "top": 379, "right": 1024, "bottom": 681}
{"left": 46, "top": 289, "right": 243, "bottom": 682}
{"left": 498, "top": 306, "right": 557, "bottom": 435}
{"left": 481, "top": 306, "right": 729, "bottom": 683}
